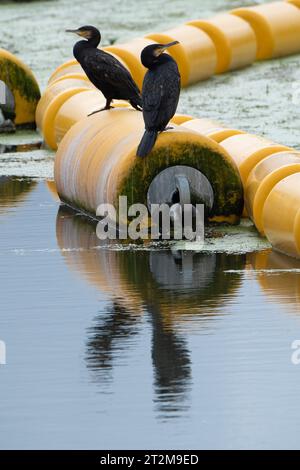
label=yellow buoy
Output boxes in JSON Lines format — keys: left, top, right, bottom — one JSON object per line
{"left": 262, "top": 173, "right": 300, "bottom": 258}
{"left": 245, "top": 151, "right": 300, "bottom": 234}
{"left": 220, "top": 133, "right": 290, "bottom": 185}
{"left": 232, "top": 1, "right": 300, "bottom": 60}
{"left": 54, "top": 89, "right": 130, "bottom": 146}
{"left": 36, "top": 78, "right": 94, "bottom": 150}
{"left": 54, "top": 90, "right": 191, "bottom": 146}
{"left": 0, "top": 48, "right": 40, "bottom": 126}
{"left": 104, "top": 38, "right": 155, "bottom": 90}
{"left": 286, "top": 0, "right": 300, "bottom": 8}
{"left": 187, "top": 14, "right": 257, "bottom": 74}
{"left": 146, "top": 25, "right": 217, "bottom": 87}
{"left": 48, "top": 60, "right": 85, "bottom": 85}
{"left": 181, "top": 118, "right": 245, "bottom": 143}
{"left": 48, "top": 53, "right": 129, "bottom": 86}
{"left": 55, "top": 108, "right": 243, "bottom": 224}
{"left": 171, "top": 114, "right": 194, "bottom": 125}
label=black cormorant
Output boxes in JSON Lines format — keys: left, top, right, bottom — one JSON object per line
{"left": 66, "top": 26, "right": 142, "bottom": 113}
{"left": 136, "top": 42, "right": 181, "bottom": 158}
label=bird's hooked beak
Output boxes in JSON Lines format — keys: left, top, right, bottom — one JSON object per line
{"left": 154, "top": 41, "right": 179, "bottom": 56}
{"left": 65, "top": 28, "right": 92, "bottom": 39}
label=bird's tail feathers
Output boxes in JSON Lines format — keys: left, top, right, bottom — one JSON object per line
{"left": 130, "top": 97, "right": 143, "bottom": 111}
{"left": 136, "top": 130, "right": 158, "bottom": 158}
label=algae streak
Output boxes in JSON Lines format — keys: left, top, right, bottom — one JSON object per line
{"left": 118, "top": 141, "right": 244, "bottom": 223}
{"left": 0, "top": 58, "right": 40, "bottom": 102}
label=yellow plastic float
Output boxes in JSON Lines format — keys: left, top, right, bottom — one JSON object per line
{"left": 262, "top": 173, "right": 300, "bottom": 259}
{"left": 171, "top": 114, "right": 194, "bottom": 125}
{"left": 46, "top": 1, "right": 300, "bottom": 92}
{"left": 48, "top": 53, "right": 129, "bottom": 86}
{"left": 54, "top": 108, "right": 243, "bottom": 225}
{"left": 54, "top": 89, "right": 130, "bottom": 146}
{"left": 104, "top": 38, "right": 156, "bottom": 90}
{"left": 220, "top": 133, "right": 290, "bottom": 185}
{"left": 245, "top": 151, "right": 300, "bottom": 234}
{"left": 0, "top": 48, "right": 40, "bottom": 126}
{"left": 146, "top": 25, "right": 217, "bottom": 87}
{"left": 187, "top": 14, "right": 257, "bottom": 74}
{"left": 36, "top": 78, "right": 94, "bottom": 149}
{"left": 286, "top": 0, "right": 300, "bottom": 8}
{"left": 54, "top": 93, "right": 193, "bottom": 147}
{"left": 181, "top": 118, "right": 245, "bottom": 143}
{"left": 231, "top": 1, "right": 300, "bottom": 59}
{"left": 48, "top": 59, "right": 86, "bottom": 85}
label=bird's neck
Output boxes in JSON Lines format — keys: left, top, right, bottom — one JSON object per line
{"left": 73, "top": 34, "right": 101, "bottom": 60}
{"left": 147, "top": 54, "right": 173, "bottom": 70}
{"left": 88, "top": 32, "right": 101, "bottom": 48}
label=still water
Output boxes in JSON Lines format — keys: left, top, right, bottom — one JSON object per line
{"left": 0, "top": 179, "right": 300, "bottom": 449}
{"left": 1, "top": 0, "right": 300, "bottom": 450}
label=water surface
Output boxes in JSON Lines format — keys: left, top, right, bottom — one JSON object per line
{"left": 0, "top": 180, "right": 300, "bottom": 449}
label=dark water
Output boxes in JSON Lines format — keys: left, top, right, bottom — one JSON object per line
{"left": 1, "top": 178, "right": 300, "bottom": 449}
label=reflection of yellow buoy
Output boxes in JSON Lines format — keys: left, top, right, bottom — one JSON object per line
{"left": 104, "top": 38, "right": 155, "bottom": 90}
{"left": 36, "top": 78, "right": 94, "bottom": 150}
{"left": 54, "top": 90, "right": 130, "bottom": 146}
{"left": 45, "top": 180, "right": 59, "bottom": 201}
{"left": 56, "top": 208, "right": 144, "bottom": 314}
{"left": 146, "top": 25, "right": 217, "bottom": 87}
{"left": 248, "top": 250, "right": 300, "bottom": 311}
{"left": 180, "top": 118, "right": 244, "bottom": 143}
{"left": 262, "top": 173, "right": 300, "bottom": 258}
{"left": 54, "top": 108, "right": 243, "bottom": 224}
{"left": 220, "top": 133, "right": 290, "bottom": 185}
{"left": 0, "top": 48, "right": 40, "bottom": 126}
{"left": 245, "top": 151, "right": 300, "bottom": 234}
{"left": 56, "top": 206, "right": 245, "bottom": 322}
{"left": 187, "top": 14, "right": 257, "bottom": 73}
{"left": 232, "top": 1, "right": 300, "bottom": 59}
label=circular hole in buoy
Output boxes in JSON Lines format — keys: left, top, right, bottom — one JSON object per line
{"left": 0, "top": 80, "right": 16, "bottom": 129}
{"left": 147, "top": 165, "right": 214, "bottom": 212}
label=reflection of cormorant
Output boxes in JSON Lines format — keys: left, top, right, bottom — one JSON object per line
{"left": 66, "top": 26, "right": 142, "bottom": 113}
{"left": 137, "top": 42, "right": 180, "bottom": 157}
{"left": 86, "top": 301, "right": 141, "bottom": 382}
{"left": 56, "top": 206, "right": 245, "bottom": 418}
{"left": 149, "top": 302, "right": 191, "bottom": 416}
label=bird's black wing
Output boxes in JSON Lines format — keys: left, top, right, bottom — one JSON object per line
{"left": 81, "top": 49, "right": 141, "bottom": 100}
{"left": 142, "top": 61, "right": 180, "bottom": 131}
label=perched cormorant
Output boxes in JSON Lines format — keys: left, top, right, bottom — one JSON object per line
{"left": 136, "top": 42, "right": 181, "bottom": 158}
{"left": 66, "top": 26, "right": 142, "bottom": 113}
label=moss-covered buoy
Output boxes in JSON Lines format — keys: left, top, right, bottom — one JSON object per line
{"left": 0, "top": 48, "right": 40, "bottom": 127}
{"left": 54, "top": 108, "right": 243, "bottom": 226}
